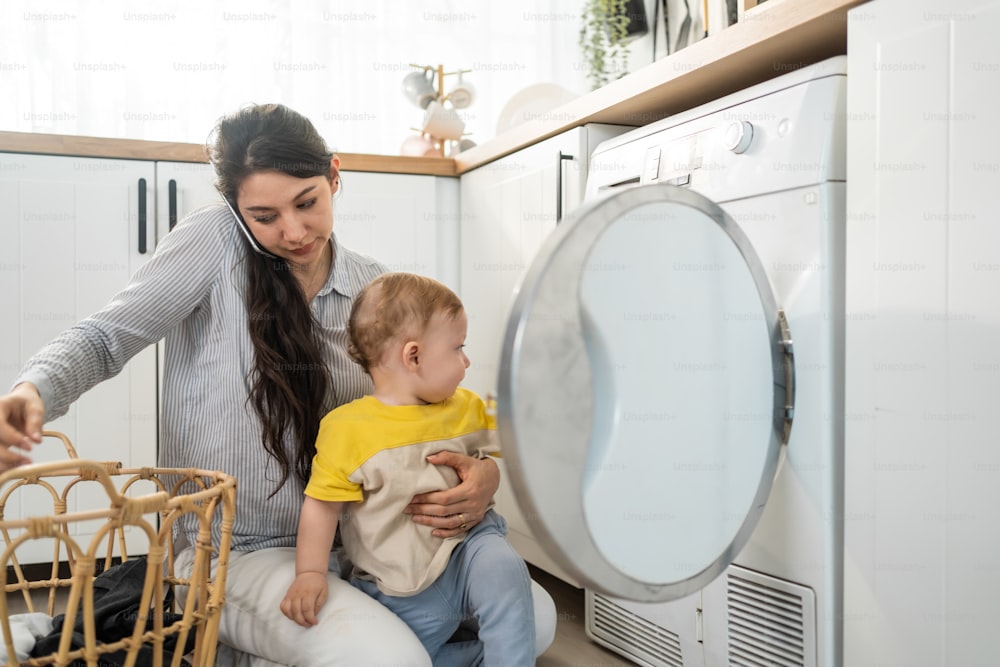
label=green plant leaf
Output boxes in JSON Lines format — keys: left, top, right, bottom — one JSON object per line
{"left": 579, "top": 0, "right": 632, "bottom": 90}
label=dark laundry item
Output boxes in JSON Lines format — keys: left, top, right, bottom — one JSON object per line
{"left": 31, "top": 557, "right": 194, "bottom": 666}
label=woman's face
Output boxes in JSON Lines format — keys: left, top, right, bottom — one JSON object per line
{"left": 236, "top": 159, "right": 339, "bottom": 267}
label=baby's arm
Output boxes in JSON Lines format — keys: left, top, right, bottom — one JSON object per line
{"left": 280, "top": 496, "right": 343, "bottom": 627}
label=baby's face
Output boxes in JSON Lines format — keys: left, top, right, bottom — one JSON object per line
{"left": 414, "top": 310, "right": 470, "bottom": 404}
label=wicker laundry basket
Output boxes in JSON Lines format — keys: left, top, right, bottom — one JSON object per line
{"left": 0, "top": 431, "right": 236, "bottom": 667}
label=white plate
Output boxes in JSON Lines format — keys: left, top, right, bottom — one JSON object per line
{"left": 495, "top": 83, "right": 577, "bottom": 135}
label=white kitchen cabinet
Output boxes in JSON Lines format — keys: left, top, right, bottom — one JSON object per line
{"left": 459, "top": 124, "right": 629, "bottom": 586}
{"left": 845, "top": 1, "right": 1000, "bottom": 664}
{"left": 0, "top": 153, "right": 217, "bottom": 563}
{"left": 333, "top": 171, "right": 460, "bottom": 290}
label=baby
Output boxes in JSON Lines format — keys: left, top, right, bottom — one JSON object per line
{"left": 280, "top": 272, "right": 535, "bottom": 665}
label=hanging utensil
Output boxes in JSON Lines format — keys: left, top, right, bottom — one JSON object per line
{"left": 675, "top": 0, "right": 692, "bottom": 51}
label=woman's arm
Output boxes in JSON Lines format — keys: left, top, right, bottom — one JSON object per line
{"left": 404, "top": 451, "right": 500, "bottom": 537}
{"left": 13, "top": 207, "right": 228, "bottom": 423}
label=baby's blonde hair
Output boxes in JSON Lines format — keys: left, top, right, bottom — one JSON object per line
{"left": 348, "top": 272, "right": 464, "bottom": 372}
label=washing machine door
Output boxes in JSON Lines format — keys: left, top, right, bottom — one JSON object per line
{"left": 497, "top": 184, "right": 794, "bottom": 602}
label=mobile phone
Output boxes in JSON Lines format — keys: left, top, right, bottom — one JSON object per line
{"left": 221, "top": 194, "right": 280, "bottom": 259}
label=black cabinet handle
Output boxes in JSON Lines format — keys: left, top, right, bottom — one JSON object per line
{"left": 168, "top": 179, "right": 178, "bottom": 231}
{"left": 138, "top": 178, "right": 147, "bottom": 254}
{"left": 556, "top": 151, "right": 575, "bottom": 223}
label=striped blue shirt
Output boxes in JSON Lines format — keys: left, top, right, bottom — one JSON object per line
{"left": 16, "top": 204, "right": 384, "bottom": 551}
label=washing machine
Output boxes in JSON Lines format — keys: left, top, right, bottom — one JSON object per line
{"left": 497, "top": 56, "right": 846, "bottom": 666}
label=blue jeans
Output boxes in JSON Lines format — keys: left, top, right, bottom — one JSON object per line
{"left": 352, "top": 510, "right": 536, "bottom": 667}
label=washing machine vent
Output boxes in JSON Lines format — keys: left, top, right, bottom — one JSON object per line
{"left": 588, "top": 592, "right": 684, "bottom": 667}
{"left": 726, "top": 567, "right": 817, "bottom": 667}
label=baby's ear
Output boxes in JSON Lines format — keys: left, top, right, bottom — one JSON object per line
{"left": 403, "top": 340, "right": 420, "bottom": 369}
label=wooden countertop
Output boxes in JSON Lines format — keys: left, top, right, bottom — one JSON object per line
{"left": 0, "top": 130, "right": 457, "bottom": 177}
{"left": 0, "top": 0, "right": 866, "bottom": 178}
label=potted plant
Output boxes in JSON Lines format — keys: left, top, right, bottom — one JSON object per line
{"left": 579, "top": 0, "right": 645, "bottom": 90}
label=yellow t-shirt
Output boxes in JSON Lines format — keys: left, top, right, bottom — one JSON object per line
{"left": 306, "top": 387, "right": 498, "bottom": 597}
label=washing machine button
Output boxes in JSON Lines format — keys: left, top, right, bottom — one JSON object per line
{"left": 724, "top": 120, "right": 754, "bottom": 154}
{"left": 644, "top": 146, "right": 661, "bottom": 181}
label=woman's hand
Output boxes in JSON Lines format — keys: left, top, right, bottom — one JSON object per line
{"left": 404, "top": 451, "right": 500, "bottom": 538}
{"left": 0, "top": 383, "right": 44, "bottom": 471}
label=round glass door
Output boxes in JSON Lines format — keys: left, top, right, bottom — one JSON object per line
{"left": 497, "top": 184, "right": 793, "bottom": 602}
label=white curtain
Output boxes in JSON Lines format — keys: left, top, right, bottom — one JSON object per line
{"left": 2, "top": 0, "right": 599, "bottom": 155}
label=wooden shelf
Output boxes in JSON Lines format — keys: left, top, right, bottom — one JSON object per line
{"left": 454, "top": 0, "right": 868, "bottom": 173}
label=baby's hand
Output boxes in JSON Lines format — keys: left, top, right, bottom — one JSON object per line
{"left": 280, "top": 571, "right": 329, "bottom": 627}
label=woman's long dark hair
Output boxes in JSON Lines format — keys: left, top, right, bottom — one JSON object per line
{"left": 208, "top": 103, "right": 336, "bottom": 493}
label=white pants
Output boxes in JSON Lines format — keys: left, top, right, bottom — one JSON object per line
{"left": 177, "top": 546, "right": 556, "bottom": 666}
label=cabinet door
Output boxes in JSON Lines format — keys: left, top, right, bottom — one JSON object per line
{"left": 334, "top": 172, "right": 459, "bottom": 289}
{"left": 155, "top": 161, "right": 220, "bottom": 241}
{"left": 845, "top": 1, "right": 1000, "bottom": 664}
{"left": 459, "top": 129, "right": 586, "bottom": 399}
{"left": 0, "top": 153, "right": 158, "bottom": 563}
{"left": 459, "top": 129, "right": 587, "bottom": 586}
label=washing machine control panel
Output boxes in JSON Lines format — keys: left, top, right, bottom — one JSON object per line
{"left": 641, "top": 127, "right": 714, "bottom": 187}
{"left": 589, "top": 72, "right": 846, "bottom": 203}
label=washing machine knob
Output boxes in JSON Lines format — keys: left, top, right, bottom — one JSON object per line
{"left": 724, "top": 120, "right": 754, "bottom": 154}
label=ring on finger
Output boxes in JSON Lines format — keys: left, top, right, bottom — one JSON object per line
{"left": 459, "top": 513, "right": 468, "bottom": 531}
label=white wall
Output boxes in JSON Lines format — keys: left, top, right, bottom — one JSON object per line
{"left": 0, "top": 0, "right": 647, "bottom": 154}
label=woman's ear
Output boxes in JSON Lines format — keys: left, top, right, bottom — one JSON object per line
{"left": 402, "top": 340, "right": 420, "bottom": 371}
{"left": 330, "top": 155, "right": 341, "bottom": 194}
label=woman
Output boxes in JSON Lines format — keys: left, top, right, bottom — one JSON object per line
{"left": 0, "top": 104, "right": 555, "bottom": 666}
